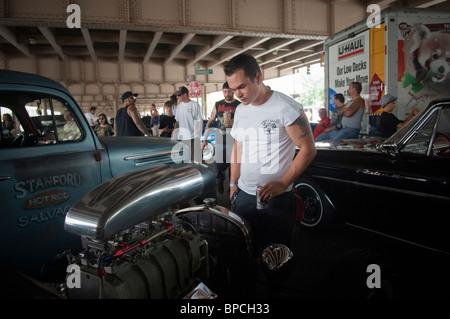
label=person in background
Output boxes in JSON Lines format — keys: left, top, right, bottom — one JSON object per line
{"left": 95, "top": 113, "right": 114, "bottom": 136}
{"left": 224, "top": 53, "right": 316, "bottom": 253}
{"left": 170, "top": 94, "right": 178, "bottom": 116}
{"left": 115, "top": 91, "right": 152, "bottom": 137}
{"left": 84, "top": 106, "right": 97, "bottom": 129}
{"left": 2, "top": 113, "right": 19, "bottom": 138}
{"left": 150, "top": 103, "right": 160, "bottom": 136}
{"left": 333, "top": 82, "right": 365, "bottom": 140}
{"left": 315, "top": 93, "right": 345, "bottom": 141}
{"left": 60, "top": 110, "right": 81, "bottom": 140}
{"left": 174, "top": 86, "right": 203, "bottom": 162}
{"left": 202, "top": 82, "right": 240, "bottom": 194}
{"left": 379, "top": 93, "right": 419, "bottom": 138}
{"left": 159, "top": 101, "right": 176, "bottom": 138}
{"left": 313, "top": 108, "right": 331, "bottom": 141}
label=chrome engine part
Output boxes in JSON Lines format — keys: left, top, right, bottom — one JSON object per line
{"left": 63, "top": 163, "right": 252, "bottom": 299}
{"left": 65, "top": 163, "right": 215, "bottom": 239}
{"left": 67, "top": 216, "right": 209, "bottom": 299}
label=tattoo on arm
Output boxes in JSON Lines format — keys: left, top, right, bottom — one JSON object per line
{"left": 296, "top": 114, "right": 312, "bottom": 139}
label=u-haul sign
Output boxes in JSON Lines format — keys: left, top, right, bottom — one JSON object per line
{"left": 328, "top": 30, "right": 370, "bottom": 103}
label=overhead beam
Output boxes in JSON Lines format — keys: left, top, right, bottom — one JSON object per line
{"left": 278, "top": 53, "right": 323, "bottom": 72}
{"left": 38, "top": 27, "right": 65, "bottom": 61}
{"left": 187, "top": 34, "right": 234, "bottom": 66}
{"left": 413, "top": 0, "right": 448, "bottom": 8}
{"left": 208, "top": 37, "right": 271, "bottom": 68}
{"left": 119, "top": 30, "right": 127, "bottom": 63}
{"left": 374, "top": 0, "right": 398, "bottom": 7}
{"left": 260, "top": 40, "right": 324, "bottom": 66}
{"left": 281, "top": 57, "right": 322, "bottom": 72}
{"left": 253, "top": 38, "right": 301, "bottom": 59}
{"left": 0, "top": 26, "right": 31, "bottom": 57}
{"left": 164, "top": 32, "right": 195, "bottom": 66}
{"left": 143, "top": 31, "right": 163, "bottom": 64}
{"left": 264, "top": 50, "right": 323, "bottom": 71}
{"left": 81, "top": 28, "right": 97, "bottom": 63}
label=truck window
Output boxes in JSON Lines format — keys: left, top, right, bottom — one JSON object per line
{"left": 0, "top": 93, "right": 82, "bottom": 148}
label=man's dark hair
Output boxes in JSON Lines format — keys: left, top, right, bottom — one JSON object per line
{"left": 223, "top": 54, "right": 261, "bottom": 82}
{"left": 351, "top": 82, "right": 362, "bottom": 94}
{"left": 334, "top": 93, "right": 345, "bottom": 103}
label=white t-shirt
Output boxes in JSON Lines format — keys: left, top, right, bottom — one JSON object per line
{"left": 230, "top": 91, "right": 302, "bottom": 195}
{"left": 174, "top": 100, "right": 203, "bottom": 140}
{"left": 84, "top": 112, "right": 94, "bottom": 126}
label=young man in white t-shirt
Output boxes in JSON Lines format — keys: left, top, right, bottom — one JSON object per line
{"left": 174, "top": 86, "right": 203, "bottom": 162}
{"left": 224, "top": 54, "right": 316, "bottom": 252}
{"left": 84, "top": 106, "right": 97, "bottom": 128}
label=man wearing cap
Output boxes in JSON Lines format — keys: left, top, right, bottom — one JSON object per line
{"left": 202, "top": 82, "right": 240, "bottom": 194}
{"left": 173, "top": 86, "right": 203, "bottom": 162}
{"left": 115, "top": 91, "right": 152, "bottom": 137}
{"left": 379, "top": 93, "right": 419, "bottom": 138}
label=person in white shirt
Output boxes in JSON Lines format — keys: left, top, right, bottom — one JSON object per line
{"left": 84, "top": 106, "right": 97, "bottom": 128}
{"left": 173, "top": 86, "right": 203, "bottom": 162}
{"left": 225, "top": 53, "right": 316, "bottom": 253}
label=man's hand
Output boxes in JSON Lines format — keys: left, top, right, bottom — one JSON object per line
{"left": 229, "top": 185, "right": 239, "bottom": 200}
{"left": 224, "top": 118, "right": 233, "bottom": 128}
{"left": 258, "top": 181, "right": 289, "bottom": 201}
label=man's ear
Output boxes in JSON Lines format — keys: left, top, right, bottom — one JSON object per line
{"left": 255, "top": 72, "right": 263, "bottom": 84}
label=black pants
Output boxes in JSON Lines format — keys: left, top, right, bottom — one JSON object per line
{"left": 233, "top": 189, "right": 295, "bottom": 255}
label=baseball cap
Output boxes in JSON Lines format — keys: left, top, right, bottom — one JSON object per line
{"left": 121, "top": 91, "right": 138, "bottom": 102}
{"left": 174, "top": 86, "right": 189, "bottom": 96}
{"left": 380, "top": 94, "right": 397, "bottom": 108}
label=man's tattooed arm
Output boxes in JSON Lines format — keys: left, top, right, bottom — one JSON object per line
{"left": 295, "top": 111, "right": 312, "bottom": 139}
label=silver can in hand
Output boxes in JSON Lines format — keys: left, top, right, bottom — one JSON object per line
{"left": 256, "top": 185, "right": 269, "bottom": 210}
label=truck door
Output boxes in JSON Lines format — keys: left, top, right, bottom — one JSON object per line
{"left": 0, "top": 89, "right": 103, "bottom": 274}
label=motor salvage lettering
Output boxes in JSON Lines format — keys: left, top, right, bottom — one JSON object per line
{"left": 14, "top": 172, "right": 81, "bottom": 199}
{"left": 18, "top": 205, "right": 71, "bottom": 228}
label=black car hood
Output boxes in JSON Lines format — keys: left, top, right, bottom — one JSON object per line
{"left": 315, "top": 137, "right": 387, "bottom": 152}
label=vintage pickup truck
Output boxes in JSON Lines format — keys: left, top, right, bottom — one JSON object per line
{"left": 1, "top": 70, "right": 255, "bottom": 299}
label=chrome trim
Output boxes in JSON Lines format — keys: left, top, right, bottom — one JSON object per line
{"left": 65, "top": 163, "right": 212, "bottom": 240}
{"left": 346, "top": 223, "right": 450, "bottom": 256}
{"left": 175, "top": 204, "right": 251, "bottom": 240}
{"left": 0, "top": 176, "right": 12, "bottom": 181}
{"left": 314, "top": 174, "right": 449, "bottom": 202}
{"left": 175, "top": 203, "right": 253, "bottom": 260}
{"left": 124, "top": 151, "right": 180, "bottom": 161}
{"left": 133, "top": 157, "right": 173, "bottom": 167}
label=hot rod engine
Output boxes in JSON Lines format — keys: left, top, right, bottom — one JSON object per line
{"left": 63, "top": 163, "right": 252, "bottom": 299}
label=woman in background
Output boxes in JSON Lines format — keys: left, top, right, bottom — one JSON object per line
{"left": 95, "top": 113, "right": 114, "bottom": 136}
